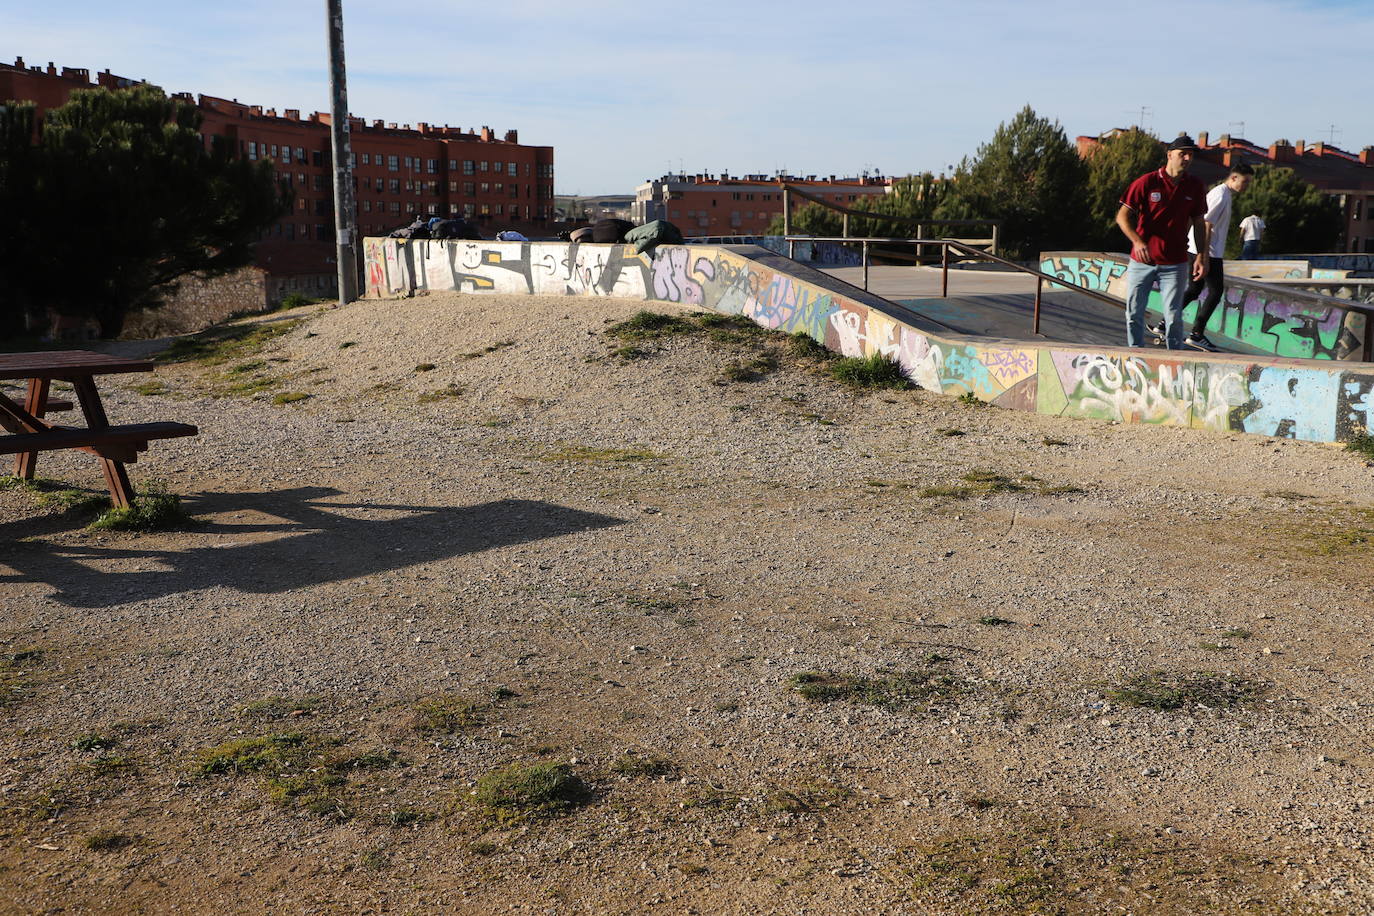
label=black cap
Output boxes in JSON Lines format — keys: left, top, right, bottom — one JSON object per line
{"left": 1167, "top": 134, "right": 1198, "bottom": 152}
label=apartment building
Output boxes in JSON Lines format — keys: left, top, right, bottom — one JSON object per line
{"left": 633, "top": 173, "right": 892, "bottom": 237}
{"left": 2, "top": 56, "right": 556, "bottom": 296}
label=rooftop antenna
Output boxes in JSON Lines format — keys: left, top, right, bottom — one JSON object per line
{"left": 1319, "top": 124, "right": 1342, "bottom": 145}
{"left": 1124, "top": 106, "right": 1153, "bottom": 131}
{"left": 1228, "top": 120, "right": 1245, "bottom": 137}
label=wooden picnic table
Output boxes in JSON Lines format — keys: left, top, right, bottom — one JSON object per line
{"left": 0, "top": 350, "right": 197, "bottom": 509}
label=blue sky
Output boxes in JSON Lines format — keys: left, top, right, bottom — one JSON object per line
{"left": 8, "top": 0, "right": 1373, "bottom": 194}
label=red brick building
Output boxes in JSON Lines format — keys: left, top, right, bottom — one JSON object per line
{"left": 1079, "top": 129, "right": 1374, "bottom": 254}
{"left": 2, "top": 56, "right": 555, "bottom": 298}
{"left": 633, "top": 173, "right": 892, "bottom": 237}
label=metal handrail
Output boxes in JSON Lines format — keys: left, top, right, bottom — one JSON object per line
{"left": 780, "top": 184, "right": 1000, "bottom": 256}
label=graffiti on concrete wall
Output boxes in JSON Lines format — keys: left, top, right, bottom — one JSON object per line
{"left": 1040, "top": 252, "right": 1366, "bottom": 361}
{"left": 364, "top": 238, "right": 1374, "bottom": 444}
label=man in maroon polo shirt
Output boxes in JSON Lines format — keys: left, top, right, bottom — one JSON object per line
{"left": 1115, "top": 135, "right": 1210, "bottom": 349}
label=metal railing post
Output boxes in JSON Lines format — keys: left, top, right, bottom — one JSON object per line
{"left": 783, "top": 189, "right": 791, "bottom": 238}
{"left": 788, "top": 237, "right": 795, "bottom": 260}
{"left": 862, "top": 241, "right": 869, "bottom": 291}
{"left": 1364, "top": 315, "right": 1373, "bottom": 363}
{"left": 941, "top": 243, "right": 949, "bottom": 297}
{"left": 1034, "top": 276, "right": 1043, "bottom": 335}
{"left": 991, "top": 223, "right": 999, "bottom": 258}
{"left": 842, "top": 213, "right": 849, "bottom": 238}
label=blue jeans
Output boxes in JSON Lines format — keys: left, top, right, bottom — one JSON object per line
{"left": 1124, "top": 259, "right": 1188, "bottom": 349}
{"left": 1241, "top": 240, "right": 1260, "bottom": 260}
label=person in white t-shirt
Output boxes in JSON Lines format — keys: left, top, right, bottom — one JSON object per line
{"left": 1240, "top": 213, "right": 1266, "bottom": 259}
{"left": 1151, "top": 162, "right": 1253, "bottom": 351}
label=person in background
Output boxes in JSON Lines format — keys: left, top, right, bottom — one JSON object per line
{"left": 1115, "top": 135, "right": 1210, "bottom": 349}
{"left": 1150, "top": 162, "right": 1253, "bottom": 351}
{"left": 1239, "top": 212, "right": 1266, "bottom": 259}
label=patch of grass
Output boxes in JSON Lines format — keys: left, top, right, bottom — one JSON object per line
{"left": 978, "top": 616, "right": 1016, "bottom": 627}
{"left": 196, "top": 733, "right": 308, "bottom": 776}
{"left": 606, "top": 311, "right": 696, "bottom": 341}
{"left": 224, "top": 374, "right": 281, "bottom": 397}
{"left": 359, "top": 847, "right": 389, "bottom": 870}
{"left": 919, "top": 469, "right": 1024, "bottom": 499}
{"left": 380, "top": 807, "right": 429, "bottom": 828}
{"left": 1037, "top": 484, "right": 1084, "bottom": 496}
{"left": 227, "top": 360, "right": 267, "bottom": 375}
{"left": 271, "top": 391, "right": 310, "bottom": 406}
{"left": 89, "top": 482, "right": 191, "bottom": 532}
{"left": 80, "top": 755, "right": 137, "bottom": 780}
{"left": 539, "top": 444, "right": 664, "bottom": 463}
{"left": 611, "top": 345, "right": 650, "bottom": 361}
{"left": 0, "top": 647, "right": 47, "bottom": 709}
{"left": 720, "top": 353, "right": 777, "bottom": 382}
{"left": 1042, "top": 437, "right": 1069, "bottom": 446}
{"left": 681, "top": 786, "right": 740, "bottom": 810}
{"left": 83, "top": 831, "right": 135, "bottom": 852}
{"left": 956, "top": 391, "right": 984, "bottom": 407}
{"left": 471, "top": 762, "right": 591, "bottom": 824}
{"left": 1345, "top": 431, "right": 1374, "bottom": 460}
{"left": 935, "top": 427, "right": 965, "bottom": 437}
{"left": 962, "top": 796, "right": 999, "bottom": 811}
{"left": 1220, "top": 628, "right": 1253, "bottom": 640}
{"left": 157, "top": 319, "right": 303, "bottom": 366}
{"left": 469, "top": 840, "right": 500, "bottom": 856}
{"left": 277, "top": 293, "right": 314, "bottom": 311}
{"left": 418, "top": 383, "right": 464, "bottom": 404}
{"left": 611, "top": 753, "right": 679, "bottom": 779}
{"left": 786, "top": 332, "right": 831, "bottom": 361}
{"left": 828, "top": 353, "right": 911, "bottom": 390}
{"left": 414, "top": 363, "right": 437, "bottom": 372}
{"left": 133, "top": 380, "right": 167, "bottom": 396}
{"left": 239, "top": 695, "right": 321, "bottom": 721}
{"left": 1105, "top": 671, "right": 1268, "bottom": 711}
{"left": 787, "top": 665, "right": 962, "bottom": 709}
{"left": 762, "top": 781, "right": 853, "bottom": 814}
{"left": 0, "top": 476, "right": 111, "bottom": 515}
{"left": 460, "top": 340, "right": 517, "bottom": 359}
{"left": 339, "top": 341, "right": 357, "bottom": 349}
{"left": 409, "top": 697, "right": 491, "bottom": 736}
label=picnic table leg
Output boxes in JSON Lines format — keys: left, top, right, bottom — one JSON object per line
{"left": 71, "top": 376, "right": 135, "bottom": 510}
{"left": 13, "top": 377, "right": 49, "bottom": 479}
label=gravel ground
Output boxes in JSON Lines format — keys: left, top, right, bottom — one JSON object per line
{"left": 2, "top": 291, "right": 1373, "bottom": 914}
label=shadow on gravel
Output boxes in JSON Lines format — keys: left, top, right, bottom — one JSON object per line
{"left": 0, "top": 486, "right": 626, "bottom": 608}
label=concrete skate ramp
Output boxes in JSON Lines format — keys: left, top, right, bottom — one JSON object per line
{"left": 363, "top": 237, "right": 1374, "bottom": 445}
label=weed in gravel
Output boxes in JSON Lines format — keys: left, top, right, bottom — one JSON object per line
{"left": 681, "top": 786, "right": 741, "bottom": 810}
{"left": 1042, "top": 436, "right": 1069, "bottom": 446}
{"left": 413, "top": 696, "right": 486, "bottom": 733}
{"left": 196, "top": 733, "right": 308, "bottom": 776}
{"left": 271, "top": 391, "right": 310, "bottom": 406}
{"left": 787, "top": 666, "right": 962, "bottom": 709}
{"left": 414, "top": 363, "right": 436, "bottom": 372}
{"left": 227, "top": 360, "right": 267, "bottom": 375}
{"left": 157, "top": 319, "right": 302, "bottom": 366}
{"left": 0, "top": 647, "right": 48, "bottom": 708}
{"left": 83, "top": 831, "right": 135, "bottom": 852}
{"left": 935, "top": 427, "right": 965, "bottom": 437}
{"left": 89, "top": 482, "right": 191, "bottom": 532}
{"left": 1345, "top": 431, "right": 1374, "bottom": 460}
{"left": 469, "top": 840, "right": 500, "bottom": 855}
{"left": 460, "top": 340, "right": 517, "bottom": 359}
{"left": 761, "top": 781, "right": 852, "bottom": 814}
{"left": 224, "top": 374, "right": 281, "bottom": 397}
{"left": 540, "top": 444, "right": 664, "bottom": 463}
{"left": 956, "top": 391, "right": 984, "bottom": 407}
{"left": 962, "top": 796, "right": 999, "bottom": 810}
{"left": 1220, "top": 628, "right": 1253, "bottom": 640}
{"left": 418, "top": 383, "right": 464, "bottom": 404}
{"left": 379, "top": 807, "right": 429, "bottom": 828}
{"left": 72, "top": 734, "right": 118, "bottom": 753}
{"left": 471, "top": 762, "right": 591, "bottom": 823}
{"left": 978, "top": 616, "right": 1016, "bottom": 627}
{"left": 1105, "top": 671, "right": 1268, "bottom": 711}
{"left": 339, "top": 341, "right": 357, "bottom": 349}
{"left": 827, "top": 353, "right": 911, "bottom": 390}
{"left": 0, "top": 477, "right": 110, "bottom": 515}
{"left": 359, "top": 847, "right": 390, "bottom": 870}
{"left": 611, "top": 345, "right": 650, "bottom": 361}
{"left": 611, "top": 753, "right": 679, "bottom": 779}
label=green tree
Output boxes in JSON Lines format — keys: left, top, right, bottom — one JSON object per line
{"left": 764, "top": 173, "right": 948, "bottom": 238}
{"left": 1, "top": 85, "right": 287, "bottom": 339}
{"left": 933, "top": 105, "right": 1089, "bottom": 260}
{"left": 1082, "top": 128, "right": 1162, "bottom": 250}
{"left": 1224, "top": 163, "right": 1342, "bottom": 257}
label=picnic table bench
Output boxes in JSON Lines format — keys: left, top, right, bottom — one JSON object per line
{"left": 0, "top": 350, "right": 197, "bottom": 509}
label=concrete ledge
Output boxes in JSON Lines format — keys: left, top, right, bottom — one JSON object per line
{"left": 363, "top": 237, "right": 1374, "bottom": 444}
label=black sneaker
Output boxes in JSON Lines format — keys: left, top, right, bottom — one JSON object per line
{"left": 1183, "top": 333, "right": 1219, "bottom": 352}
{"left": 1146, "top": 321, "right": 1165, "bottom": 338}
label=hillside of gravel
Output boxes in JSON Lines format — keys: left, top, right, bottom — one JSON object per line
{"left": 1, "top": 290, "right": 1372, "bottom": 914}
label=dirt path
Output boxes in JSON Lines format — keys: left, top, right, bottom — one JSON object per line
{"left": 2, "top": 291, "right": 1372, "bottom": 914}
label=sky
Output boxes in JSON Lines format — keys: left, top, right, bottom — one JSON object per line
{"left": 8, "top": 0, "right": 1374, "bottom": 195}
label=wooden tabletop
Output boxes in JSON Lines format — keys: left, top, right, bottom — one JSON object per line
{"left": 0, "top": 350, "right": 156, "bottom": 380}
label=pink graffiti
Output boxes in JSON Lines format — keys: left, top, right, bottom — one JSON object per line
{"left": 651, "top": 248, "right": 703, "bottom": 304}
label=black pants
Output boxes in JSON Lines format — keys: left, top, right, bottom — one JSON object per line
{"left": 1184, "top": 257, "right": 1225, "bottom": 337}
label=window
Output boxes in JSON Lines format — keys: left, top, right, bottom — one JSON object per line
{"left": 464, "top": 181, "right": 475, "bottom": 196}
{"left": 479, "top": 161, "right": 488, "bottom": 172}
{"left": 480, "top": 182, "right": 490, "bottom": 193}
{"left": 448, "top": 159, "right": 457, "bottom": 170}
{"left": 463, "top": 160, "right": 475, "bottom": 175}
{"left": 248, "top": 142, "right": 257, "bottom": 160}
{"left": 298, "top": 198, "right": 306, "bottom": 211}
{"left": 427, "top": 158, "right": 437, "bottom": 173}
{"left": 403, "top": 156, "right": 412, "bottom": 169}
{"left": 316, "top": 224, "right": 327, "bottom": 239}
{"left": 1355, "top": 200, "right": 1364, "bottom": 221}
{"left": 427, "top": 203, "right": 439, "bottom": 215}
{"left": 295, "top": 147, "right": 305, "bottom": 162}
{"left": 493, "top": 161, "right": 502, "bottom": 172}
{"left": 298, "top": 172, "right": 306, "bottom": 185}
{"left": 745, "top": 193, "right": 753, "bottom": 201}
{"left": 301, "top": 224, "right": 310, "bottom": 239}
{"left": 312, "top": 150, "right": 323, "bottom": 167}
{"left": 387, "top": 155, "right": 399, "bottom": 171}
{"left": 731, "top": 192, "right": 740, "bottom": 200}
{"left": 374, "top": 177, "right": 383, "bottom": 191}
{"left": 390, "top": 179, "right": 400, "bottom": 193}
{"left": 495, "top": 204, "right": 503, "bottom": 215}
{"left": 363, "top": 200, "right": 372, "bottom": 212}
{"left": 362, "top": 152, "right": 370, "bottom": 165}
{"left": 270, "top": 144, "right": 278, "bottom": 158}
{"left": 286, "top": 223, "right": 294, "bottom": 240}
{"left": 494, "top": 183, "right": 503, "bottom": 193}
{"left": 313, "top": 175, "right": 326, "bottom": 191}
{"left": 507, "top": 163, "right": 517, "bottom": 177}
{"left": 480, "top": 203, "right": 490, "bottom": 215}
{"left": 449, "top": 181, "right": 458, "bottom": 192}
{"left": 390, "top": 201, "right": 400, "bottom": 214}
{"left": 464, "top": 203, "right": 475, "bottom": 218}
{"left": 314, "top": 200, "right": 329, "bottom": 214}
{"left": 509, "top": 184, "right": 519, "bottom": 198}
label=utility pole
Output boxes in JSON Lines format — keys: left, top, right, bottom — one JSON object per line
{"left": 326, "top": 0, "right": 357, "bottom": 305}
